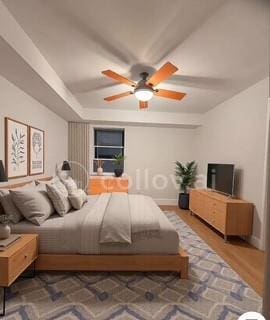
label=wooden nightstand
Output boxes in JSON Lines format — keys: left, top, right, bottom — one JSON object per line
{"left": 0, "top": 234, "right": 38, "bottom": 316}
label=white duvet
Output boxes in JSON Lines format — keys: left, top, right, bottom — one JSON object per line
{"left": 11, "top": 193, "right": 179, "bottom": 255}
{"left": 80, "top": 193, "right": 160, "bottom": 254}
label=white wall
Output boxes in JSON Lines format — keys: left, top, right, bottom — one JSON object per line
{"left": 89, "top": 124, "right": 195, "bottom": 205}
{"left": 194, "top": 78, "right": 269, "bottom": 249}
{"left": 0, "top": 75, "right": 68, "bottom": 184}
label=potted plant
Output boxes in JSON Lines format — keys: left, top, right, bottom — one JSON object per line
{"left": 0, "top": 214, "right": 11, "bottom": 239}
{"left": 175, "top": 161, "right": 197, "bottom": 210}
{"left": 113, "top": 153, "right": 125, "bottom": 177}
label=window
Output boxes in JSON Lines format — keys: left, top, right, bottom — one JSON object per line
{"left": 93, "top": 128, "right": 125, "bottom": 173}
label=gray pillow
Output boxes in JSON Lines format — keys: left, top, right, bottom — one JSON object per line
{"left": 68, "top": 189, "right": 88, "bottom": 210}
{"left": 46, "top": 184, "right": 71, "bottom": 216}
{"left": 0, "top": 181, "right": 36, "bottom": 223}
{"left": 0, "top": 189, "right": 22, "bottom": 223}
{"left": 10, "top": 189, "right": 54, "bottom": 225}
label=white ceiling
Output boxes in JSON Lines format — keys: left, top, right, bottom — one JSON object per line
{"left": 2, "top": 0, "right": 270, "bottom": 114}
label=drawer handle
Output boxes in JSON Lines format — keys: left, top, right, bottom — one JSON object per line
{"left": 24, "top": 254, "right": 28, "bottom": 259}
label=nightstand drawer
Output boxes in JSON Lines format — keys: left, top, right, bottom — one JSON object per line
{"left": 8, "top": 237, "right": 37, "bottom": 285}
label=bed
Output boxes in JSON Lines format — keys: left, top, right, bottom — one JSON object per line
{"left": 2, "top": 178, "right": 189, "bottom": 278}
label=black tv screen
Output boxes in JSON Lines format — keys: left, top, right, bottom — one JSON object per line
{"left": 207, "top": 163, "right": 235, "bottom": 196}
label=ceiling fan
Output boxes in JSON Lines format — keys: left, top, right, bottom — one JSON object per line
{"left": 102, "top": 62, "right": 186, "bottom": 109}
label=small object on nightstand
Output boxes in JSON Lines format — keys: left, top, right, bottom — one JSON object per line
{"left": 0, "top": 234, "right": 21, "bottom": 251}
{"left": 0, "top": 225, "right": 10, "bottom": 240}
{"left": 0, "top": 234, "right": 38, "bottom": 316}
{"left": 0, "top": 215, "right": 11, "bottom": 240}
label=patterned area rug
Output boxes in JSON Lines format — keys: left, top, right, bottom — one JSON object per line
{"left": 2, "top": 212, "right": 261, "bottom": 320}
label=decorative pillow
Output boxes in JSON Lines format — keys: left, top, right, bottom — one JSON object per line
{"left": 10, "top": 189, "right": 54, "bottom": 225}
{"left": 68, "top": 189, "right": 88, "bottom": 210}
{"left": 62, "top": 177, "right": 78, "bottom": 195}
{"left": 36, "top": 176, "right": 68, "bottom": 197}
{"left": 0, "top": 181, "right": 36, "bottom": 223}
{"left": 46, "top": 184, "right": 71, "bottom": 216}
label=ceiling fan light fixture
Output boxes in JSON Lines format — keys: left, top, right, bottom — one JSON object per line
{"left": 134, "top": 88, "right": 154, "bottom": 101}
{"left": 102, "top": 62, "right": 186, "bottom": 109}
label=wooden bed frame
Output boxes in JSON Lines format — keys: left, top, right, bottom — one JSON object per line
{"left": 36, "top": 250, "right": 189, "bottom": 278}
{"left": 0, "top": 177, "right": 189, "bottom": 279}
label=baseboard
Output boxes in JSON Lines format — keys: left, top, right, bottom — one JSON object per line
{"left": 154, "top": 198, "right": 178, "bottom": 206}
{"left": 248, "top": 235, "right": 264, "bottom": 250}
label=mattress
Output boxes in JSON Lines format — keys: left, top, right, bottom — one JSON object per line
{"left": 10, "top": 195, "right": 179, "bottom": 255}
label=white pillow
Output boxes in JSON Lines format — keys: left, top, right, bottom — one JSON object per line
{"left": 46, "top": 184, "right": 71, "bottom": 216}
{"left": 62, "top": 177, "right": 78, "bottom": 195}
{"left": 36, "top": 176, "right": 68, "bottom": 197}
{"left": 68, "top": 189, "right": 88, "bottom": 210}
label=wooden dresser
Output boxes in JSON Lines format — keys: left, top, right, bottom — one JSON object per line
{"left": 87, "top": 176, "right": 129, "bottom": 195}
{"left": 189, "top": 189, "right": 253, "bottom": 241}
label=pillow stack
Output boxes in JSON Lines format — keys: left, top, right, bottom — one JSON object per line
{"left": 0, "top": 176, "right": 88, "bottom": 226}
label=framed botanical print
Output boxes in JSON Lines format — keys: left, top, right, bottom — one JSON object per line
{"left": 29, "top": 126, "right": 44, "bottom": 175}
{"left": 5, "top": 117, "right": 28, "bottom": 179}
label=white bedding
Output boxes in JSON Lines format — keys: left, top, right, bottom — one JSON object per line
{"left": 99, "top": 193, "right": 132, "bottom": 245}
{"left": 10, "top": 194, "right": 180, "bottom": 255}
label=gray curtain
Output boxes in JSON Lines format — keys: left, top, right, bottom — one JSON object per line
{"left": 68, "top": 122, "right": 90, "bottom": 191}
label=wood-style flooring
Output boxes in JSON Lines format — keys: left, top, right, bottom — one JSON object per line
{"left": 160, "top": 205, "right": 265, "bottom": 296}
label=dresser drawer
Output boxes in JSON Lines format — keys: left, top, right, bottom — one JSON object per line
{"left": 211, "top": 209, "right": 226, "bottom": 233}
{"left": 8, "top": 237, "right": 37, "bottom": 285}
{"left": 212, "top": 200, "right": 226, "bottom": 214}
{"left": 107, "top": 179, "right": 129, "bottom": 193}
{"left": 209, "top": 200, "right": 226, "bottom": 233}
{"left": 88, "top": 177, "right": 129, "bottom": 195}
{"left": 88, "top": 179, "right": 107, "bottom": 195}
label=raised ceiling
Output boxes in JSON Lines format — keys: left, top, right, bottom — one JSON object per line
{"left": 2, "top": 0, "right": 270, "bottom": 114}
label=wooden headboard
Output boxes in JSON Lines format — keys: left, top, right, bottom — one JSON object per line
{"left": 0, "top": 176, "right": 53, "bottom": 189}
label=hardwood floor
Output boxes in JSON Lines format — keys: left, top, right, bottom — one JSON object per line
{"left": 160, "top": 205, "right": 265, "bottom": 296}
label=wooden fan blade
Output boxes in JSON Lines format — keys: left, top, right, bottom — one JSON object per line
{"left": 104, "top": 91, "right": 132, "bottom": 102}
{"left": 102, "top": 70, "right": 136, "bottom": 87}
{"left": 147, "top": 62, "right": 178, "bottom": 87}
{"left": 139, "top": 101, "right": 148, "bottom": 109}
{"left": 155, "top": 89, "right": 186, "bottom": 100}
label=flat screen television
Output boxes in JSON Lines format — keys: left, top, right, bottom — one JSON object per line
{"left": 207, "top": 163, "right": 235, "bottom": 196}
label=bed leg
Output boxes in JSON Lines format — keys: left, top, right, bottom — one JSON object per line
{"left": 180, "top": 270, "right": 188, "bottom": 279}
{"left": 179, "top": 265, "right": 189, "bottom": 279}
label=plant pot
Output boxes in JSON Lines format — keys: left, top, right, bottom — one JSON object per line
{"left": 178, "top": 193, "right": 190, "bottom": 210}
{"left": 0, "top": 224, "right": 11, "bottom": 239}
{"left": 114, "top": 168, "right": 123, "bottom": 177}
